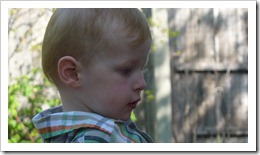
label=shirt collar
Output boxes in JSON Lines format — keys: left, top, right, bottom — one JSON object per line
{"left": 32, "top": 106, "right": 116, "bottom": 138}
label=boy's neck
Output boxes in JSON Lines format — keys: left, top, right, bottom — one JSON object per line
{"left": 59, "top": 91, "right": 92, "bottom": 113}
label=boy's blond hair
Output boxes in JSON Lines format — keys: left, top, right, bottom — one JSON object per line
{"left": 42, "top": 8, "right": 151, "bottom": 85}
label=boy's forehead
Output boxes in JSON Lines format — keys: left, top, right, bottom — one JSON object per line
{"left": 101, "top": 39, "right": 151, "bottom": 63}
{"left": 108, "top": 36, "right": 151, "bottom": 53}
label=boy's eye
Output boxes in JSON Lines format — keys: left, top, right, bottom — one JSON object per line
{"left": 120, "top": 68, "right": 132, "bottom": 76}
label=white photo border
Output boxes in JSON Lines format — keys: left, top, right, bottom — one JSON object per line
{"left": 1, "top": 0, "right": 256, "bottom": 152}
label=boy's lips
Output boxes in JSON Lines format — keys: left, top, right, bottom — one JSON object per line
{"left": 127, "top": 98, "right": 141, "bottom": 109}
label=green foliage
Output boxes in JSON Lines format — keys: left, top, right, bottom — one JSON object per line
{"left": 148, "top": 17, "right": 181, "bottom": 55}
{"left": 168, "top": 30, "right": 180, "bottom": 38}
{"left": 131, "top": 112, "right": 137, "bottom": 122}
{"left": 51, "top": 8, "right": 57, "bottom": 12}
{"left": 30, "top": 43, "right": 42, "bottom": 52}
{"left": 8, "top": 68, "right": 60, "bottom": 143}
{"left": 216, "top": 133, "right": 221, "bottom": 143}
{"left": 144, "top": 90, "right": 155, "bottom": 103}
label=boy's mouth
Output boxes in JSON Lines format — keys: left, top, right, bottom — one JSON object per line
{"left": 127, "top": 98, "right": 141, "bottom": 109}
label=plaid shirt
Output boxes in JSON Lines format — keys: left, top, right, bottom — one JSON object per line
{"left": 32, "top": 106, "right": 153, "bottom": 143}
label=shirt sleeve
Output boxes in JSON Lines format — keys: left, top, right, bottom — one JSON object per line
{"left": 84, "top": 136, "right": 109, "bottom": 143}
{"left": 72, "top": 128, "right": 112, "bottom": 143}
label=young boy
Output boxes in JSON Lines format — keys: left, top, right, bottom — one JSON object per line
{"left": 32, "top": 8, "right": 153, "bottom": 143}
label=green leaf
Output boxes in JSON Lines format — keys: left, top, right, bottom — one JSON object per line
{"left": 30, "top": 44, "right": 42, "bottom": 52}
{"left": 9, "top": 119, "right": 17, "bottom": 128}
{"left": 168, "top": 30, "right": 180, "bottom": 38}
{"left": 131, "top": 112, "right": 137, "bottom": 122}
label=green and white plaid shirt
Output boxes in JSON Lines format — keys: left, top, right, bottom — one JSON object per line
{"left": 32, "top": 106, "right": 153, "bottom": 143}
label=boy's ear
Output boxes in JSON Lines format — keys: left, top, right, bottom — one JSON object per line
{"left": 58, "top": 56, "right": 81, "bottom": 88}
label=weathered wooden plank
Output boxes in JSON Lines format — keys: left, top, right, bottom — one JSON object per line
{"left": 169, "top": 8, "right": 248, "bottom": 143}
{"left": 168, "top": 8, "right": 248, "bottom": 70}
{"left": 171, "top": 71, "right": 248, "bottom": 142}
{"left": 152, "top": 8, "right": 173, "bottom": 143}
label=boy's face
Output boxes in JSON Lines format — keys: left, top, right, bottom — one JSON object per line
{"left": 78, "top": 38, "right": 151, "bottom": 121}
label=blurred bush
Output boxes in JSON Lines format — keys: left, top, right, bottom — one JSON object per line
{"left": 8, "top": 68, "right": 61, "bottom": 143}
{"left": 8, "top": 8, "right": 59, "bottom": 143}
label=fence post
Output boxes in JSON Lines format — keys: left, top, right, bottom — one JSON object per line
{"left": 151, "top": 8, "right": 173, "bottom": 142}
{"left": 141, "top": 8, "right": 158, "bottom": 142}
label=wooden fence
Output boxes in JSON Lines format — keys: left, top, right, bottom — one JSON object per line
{"left": 135, "top": 8, "right": 248, "bottom": 143}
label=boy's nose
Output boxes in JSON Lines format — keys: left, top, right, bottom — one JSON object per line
{"left": 133, "top": 74, "right": 146, "bottom": 92}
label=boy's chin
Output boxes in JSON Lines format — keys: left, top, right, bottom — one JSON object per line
{"left": 105, "top": 111, "right": 132, "bottom": 121}
{"left": 115, "top": 114, "right": 131, "bottom": 121}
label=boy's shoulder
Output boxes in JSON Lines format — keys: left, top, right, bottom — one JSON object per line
{"left": 32, "top": 106, "right": 115, "bottom": 142}
{"left": 32, "top": 106, "right": 153, "bottom": 143}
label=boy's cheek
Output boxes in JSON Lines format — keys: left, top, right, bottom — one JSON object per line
{"left": 106, "top": 87, "right": 127, "bottom": 99}
{"left": 112, "top": 84, "right": 130, "bottom": 94}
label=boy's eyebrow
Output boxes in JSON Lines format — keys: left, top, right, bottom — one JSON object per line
{"left": 119, "top": 58, "right": 149, "bottom": 68}
{"left": 118, "top": 59, "right": 139, "bottom": 66}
